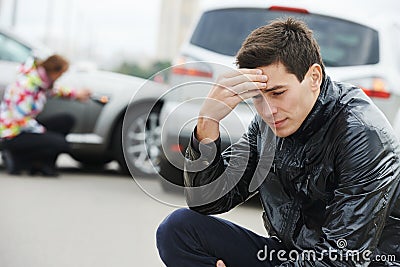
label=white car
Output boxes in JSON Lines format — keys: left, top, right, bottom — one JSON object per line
{"left": 0, "top": 28, "right": 167, "bottom": 176}
{"left": 157, "top": 0, "right": 400, "bottom": 188}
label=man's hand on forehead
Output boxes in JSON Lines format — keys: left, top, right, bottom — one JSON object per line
{"left": 218, "top": 68, "right": 268, "bottom": 100}
{"left": 196, "top": 68, "right": 268, "bottom": 142}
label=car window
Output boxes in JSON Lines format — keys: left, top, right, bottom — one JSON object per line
{"left": 190, "top": 8, "right": 379, "bottom": 67}
{"left": 0, "top": 32, "right": 32, "bottom": 62}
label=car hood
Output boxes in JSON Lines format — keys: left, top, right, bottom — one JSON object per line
{"left": 57, "top": 70, "right": 167, "bottom": 99}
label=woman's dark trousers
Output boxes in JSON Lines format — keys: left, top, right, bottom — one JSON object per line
{"left": 1, "top": 113, "right": 75, "bottom": 175}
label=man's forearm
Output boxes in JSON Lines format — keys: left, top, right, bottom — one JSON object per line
{"left": 196, "top": 117, "right": 220, "bottom": 144}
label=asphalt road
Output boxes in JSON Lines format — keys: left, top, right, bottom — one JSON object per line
{"left": 0, "top": 154, "right": 265, "bottom": 267}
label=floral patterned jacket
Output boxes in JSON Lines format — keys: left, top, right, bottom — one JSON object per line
{"left": 0, "top": 58, "right": 76, "bottom": 139}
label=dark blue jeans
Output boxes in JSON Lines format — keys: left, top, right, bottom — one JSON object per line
{"left": 156, "top": 208, "right": 286, "bottom": 267}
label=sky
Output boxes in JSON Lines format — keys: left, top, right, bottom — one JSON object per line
{"left": 5, "top": 0, "right": 398, "bottom": 70}
{"left": 0, "top": 0, "right": 162, "bottom": 68}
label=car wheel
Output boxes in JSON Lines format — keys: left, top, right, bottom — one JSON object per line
{"left": 114, "top": 104, "right": 161, "bottom": 177}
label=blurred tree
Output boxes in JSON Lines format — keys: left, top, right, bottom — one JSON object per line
{"left": 115, "top": 60, "right": 171, "bottom": 82}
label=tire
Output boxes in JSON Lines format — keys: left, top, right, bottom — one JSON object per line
{"left": 114, "top": 103, "right": 161, "bottom": 177}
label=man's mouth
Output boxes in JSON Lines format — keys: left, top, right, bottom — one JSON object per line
{"left": 270, "top": 118, "right": 287, "bottom": 128}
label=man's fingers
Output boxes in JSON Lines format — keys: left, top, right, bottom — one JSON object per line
{"left": 220, "top": 73, "right": 268, "bottom": 87}
{"left": 230, "top": 81, "right": 266, "bottom": 95}
{"left": 213, "top": 81, "right": 264, "bottom": 101}
{"left": 236, "top": 88, "right": 262, "bottom": 101}
{"left": 222, "top": 68, "right": 262, "bottom": 78}
{"left": 212, "top": 68, "right": 267, "bottom": 99}
{"left": 216, "top": 260, "right": 226, "bottom": 267}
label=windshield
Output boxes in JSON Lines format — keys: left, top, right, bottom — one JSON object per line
{"left": 0, "top": 33, "right": 32, "bottom": 63}
{"left": 190, "top": 8, "right": 379, "bottom": 67}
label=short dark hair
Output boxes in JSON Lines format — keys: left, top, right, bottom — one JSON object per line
{"left": 236, "top": 17, "right": 325, "bottom": 82}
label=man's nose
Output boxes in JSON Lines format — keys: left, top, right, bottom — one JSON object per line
{"left": 263, "top": 101, "right": 277, "bottom": 115}
{"left": 269, "top": 105, "right": 278, "bottom": 114}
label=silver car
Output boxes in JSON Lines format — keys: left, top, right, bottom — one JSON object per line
{"left": 0, "top": 28, "right": 167, "bottom": 177}
{"left": 157, "top": 0, "right": 400, "bottom": 188}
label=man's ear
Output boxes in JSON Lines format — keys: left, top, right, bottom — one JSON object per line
{"left": 309, "top": 64, "right": 322, "bottom": 90}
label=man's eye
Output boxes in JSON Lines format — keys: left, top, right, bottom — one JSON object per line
{"left": 272, "top": 91, "right": 285, "bottom": 96}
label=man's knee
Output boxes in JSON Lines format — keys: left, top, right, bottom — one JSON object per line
{"left": 156, "top": 209, "right": 202, "bottom": 259}
{"left": 157, "top": 208, "right": 198, "bottom": 242}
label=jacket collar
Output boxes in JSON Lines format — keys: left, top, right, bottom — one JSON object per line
{"left": 290, "top": 75, "right": 337, "bottom": 143}
{"left": 37, "top": 66, "right": 52, "bottom": 89}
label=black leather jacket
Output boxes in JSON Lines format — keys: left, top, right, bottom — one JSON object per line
{"left": 184, "top": 76, "right": 400, "bottom": 266}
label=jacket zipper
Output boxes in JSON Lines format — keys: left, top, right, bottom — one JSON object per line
{"left": 279, "top": 137, "right": 285, "bottom": 151}
{"left": 273, "top": 137, "right": 284, "bottom": 172}
{"left": 277, "top": 136, "right": 301, "bottom": 248}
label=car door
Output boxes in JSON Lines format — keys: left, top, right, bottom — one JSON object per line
{"left": 38, "top": 71, "right": 89, "bottom": 134}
